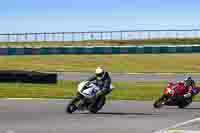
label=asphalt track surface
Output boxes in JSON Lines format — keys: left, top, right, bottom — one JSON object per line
{"left": 1, "top": 73, "right": 200, "bottom": 133}
{"left": 58, "top": 72, "right": 200, "bottom": 81}
{"left": 0, "top": 99, "right": 200, "bottom": 133}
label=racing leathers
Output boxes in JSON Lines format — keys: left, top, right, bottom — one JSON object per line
{"left": 171, "top": 80, "right": 199, "bottom": 99}
{"left": 87, "top": 71, "right": 112, "bottom": 98}
{"left": 184, "top": 79, "right": 199, "bottom": 98}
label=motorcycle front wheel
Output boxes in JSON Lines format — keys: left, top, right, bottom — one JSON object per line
{"left": 66, "top": 103, "right": 77, "bottom": 113}
{"left": 66, "top": 96, "right": 80, "bottom": 113}
{"left": 153, "top": 95, "right": 166, "bottom": 109}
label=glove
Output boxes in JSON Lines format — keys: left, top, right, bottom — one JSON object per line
{"left": 96, "top": 90, "right": 102, "bottom": 97}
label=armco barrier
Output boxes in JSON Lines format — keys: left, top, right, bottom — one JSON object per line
{"left": 0, "top": 45, "right": 200, "bottom": 55}
{"left": 0, "top": 70, "right": 57, "bottom": 83}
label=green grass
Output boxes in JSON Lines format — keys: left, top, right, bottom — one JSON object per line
{"left": 1, "top": 38, "right": 200, "bottom": 46}
{"left": 1, "top": 80, "right": 200, "bottom": 101}
{"left": 0, "top": 54, "right": 200, "bottom": 73}
{"left": 0, "top": 81, "right": 67, "bottom": 98}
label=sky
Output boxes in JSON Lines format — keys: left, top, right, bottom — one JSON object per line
{"left": 0, "top": 0, "right": 200, "bottom": 33}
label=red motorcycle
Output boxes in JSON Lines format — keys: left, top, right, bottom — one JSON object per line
{"left": 153, "top": 82, "right": 193, "bottom": 109}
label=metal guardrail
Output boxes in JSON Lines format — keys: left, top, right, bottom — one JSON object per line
{"left": 0, "top": 29, "right": 200, "bottom": 42}
{"left": 0, "top": 45, "right": 200, "bottom": 55}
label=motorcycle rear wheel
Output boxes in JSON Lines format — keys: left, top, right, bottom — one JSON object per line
{"left": 89, "top": 96, "right": 106, "bottom": 113}
{"left": 178, "top": 98, "right": 192, "bottom": 109}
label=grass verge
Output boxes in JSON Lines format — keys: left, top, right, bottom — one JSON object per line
{"left": 1, "top": 38, "right": 200, "bottom": 46}
{"left": 0, "top": 54, "right": 200, "bottom": 73}
{"left": 1, "top": 80, "right": 200, "bottom": 101}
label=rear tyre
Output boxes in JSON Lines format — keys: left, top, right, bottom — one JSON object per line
{"left": 89, "top": 96, "right": 106, "bottom": 113}
{"left": 178, "top": 98, "right": 192, "bottom": 109}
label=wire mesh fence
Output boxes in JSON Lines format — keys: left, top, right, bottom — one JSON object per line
{"left": 0, "top": 29, "right": 200, "bottom": 42}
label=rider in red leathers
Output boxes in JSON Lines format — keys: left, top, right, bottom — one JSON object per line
{"left": 170, "top": 76, "right": 199, "bottom": 99}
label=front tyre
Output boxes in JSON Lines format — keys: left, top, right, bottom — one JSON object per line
{"left": 66, "top": 97, "right": 80, "bottom": 113}
{"left": 66, "top": 104, "right": 77, "bottom": 113}
{"left": 153, "top": 96, "right": 165, "bottom": 109}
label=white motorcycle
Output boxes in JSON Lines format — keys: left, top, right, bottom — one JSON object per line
{"left": 66, "top": 81, "right": 113, "bottom": 114}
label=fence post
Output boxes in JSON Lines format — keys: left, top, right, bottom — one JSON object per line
{"left": 90, "top": 33, "right": 94, "bottom": 40}
{"left": 16, "top": 34, "right": 19, "bottom": 42}
{"left": 148, "top": 31, "right": 151, "bottom": 39}
{"left": 110, "top": 32, "right": 112, "bottom": 40}
{"left": 62, "top": 32, "right": 65, "bottom": 42}
{"left": 34, "top": 33, "right": 38, "bottom": 41}
{"left": 81, "top": 32, "right": 84, "bottom": 41}
{"left": 100, "top": 32, "right": 103, "bottom": 40}
{"left": 193, "top": 30, "right": 198, "bottom": 38}
{"left": 52, "top": 33, "right": 55, "bottom": 41}
{"left": 44, "top": 33, "right": 47, "bottom": 42}
{"left": 120, "top": 31, "right": 123, "bottom": 40}
{"left": 25, "top": 33, "right": 28, "bottom": 41}
{"left": 72, "top": 32, "right": 74, "bottom": 43}
{"left": 175, "top": 31, "right": 178, "bottom": 39}
{"left": 7, "top": 34, "right": 10, "bottom": 42}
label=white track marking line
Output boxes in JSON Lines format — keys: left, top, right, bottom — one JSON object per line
{"left": 0, "top": 98, "right": 68, "bottom": 105}
{"left": 0, "top": 98, "right": 68, "bottom": 101}
{"left": 154, "top": 117, "right": 200, "bottom": 133}
{"left": 167, "top": 130, "right": 200, "bottom": 133}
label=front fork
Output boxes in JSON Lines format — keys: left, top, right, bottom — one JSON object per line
{"left": 70, "top": 93, "right": 83, "bottom": 106}
{"left": 161, "top": 95, "right": 175, "bottom": 106}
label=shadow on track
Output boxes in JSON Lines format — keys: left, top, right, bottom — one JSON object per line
{"left": 164, "top": 107, "right": 200, "bottom": 110}
{"left": 182, "top": 107, "right": 200, "bottom": 110}
{"left": 78, "top": 112, "right": 160, "bottom": 116}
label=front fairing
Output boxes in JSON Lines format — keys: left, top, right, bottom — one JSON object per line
{"left": 77, "top": 81, "right": 100, "bottom": 98}
{"left": 163, "top": 85, "right": 174, "bottom": 97}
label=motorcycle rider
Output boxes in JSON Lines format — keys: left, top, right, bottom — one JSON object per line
{"left": 171, "top": 76, "right": 199, "bottom": 99}
{"left": 87, "top": 66, "right": 112, "bottom": 100}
